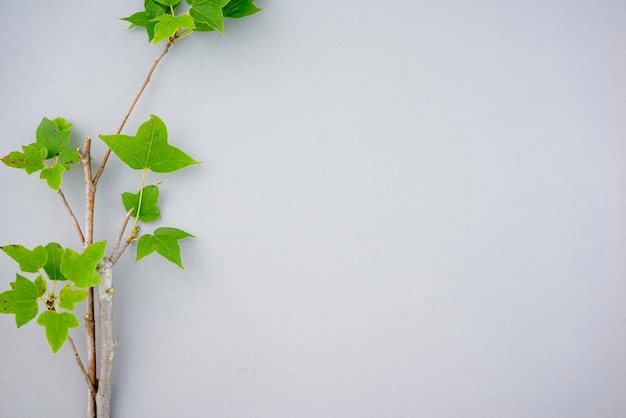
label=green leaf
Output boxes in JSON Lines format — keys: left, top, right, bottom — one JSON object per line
{"left": 60, "top": 241, "right": 107, "bottom": 288}
{"left": 36, "top": 117, "right": 73, "bottom": 159}
{"left": 122, "top": 185, "right": 161, "bottom": 223}
{"left": 223, "top": 0, "right": 262, "bottom": 18}
{"left": 0, "top": 274, "right": 40, "bottom": 328}
{"left": 58, "top": 285, "right": 88, "bottom": 310}
{"left": 44, "top": 243, "right": 67, "bottom": 281}
{"left": 37, "top": 311, "right": 79, "bottom": 353}
{"left": 34, "top": 275, "right": 47, "bottom": 297}
{"left": 121, "top": 0, "right": 169, "bottom": 41}
{"left": 187, "top": 0, "right": 229, "bottom": 34}
{"left": 152, "top": 14, "right": 195, "bottom": 44}
{"left": 39, "top": 163, "right": 66, "bottom": 191}
{"left": 136, "top": 227, "right": 195, "bottom": 268}
{"left": 59, "top": 148, "right": 80, "bottom": 169}
{"left": 155, "top": 0, "right": 182, "bottom": 6}
{"left": 2, "top": 143, "right": 47, "bottom": 174}
{"left": 1, "top": 244, "right": 48, "bottom": 273}
{"left": 99, "top": 115, "right": 199, "bottom": 173}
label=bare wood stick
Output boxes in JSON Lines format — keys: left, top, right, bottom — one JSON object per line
{"left": 79, "top": 136, "right": 98, "bottom": 418}
{"left": 93, "top": 39, "right": 174, "bottom": 186}
{"left": 57, "top": 188, "right": 85, "bottom": 245}
{"left": 68, "top": 335, "right": 97, "bottom": 396}
{"left": 95, "top": 258, "right": 116, "bottom": 418}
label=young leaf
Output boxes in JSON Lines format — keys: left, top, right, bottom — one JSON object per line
{"left": 223, "top": 0, "right": 262, "bottom": 18}
{"left": 44, "top": 242, "right": 67, "bottom": 281}
{"left": 58, "top": 285, "right": 88, "bottom": 310}
{"left": 60, "top": 241, "right": 107, "bottom": 288}
{"left": 37, "top": 311, "right": 79, "bottom": 353}
{"left": 36, "top": 117, "right": 73, "bottom": 159}
{"left": 155, "top": 0, "right": 182, "bottom": 7}
{"left": 121, "top": 0, "right": 169, "bottom": 41}
{"left": 187, "top": 0, "right": 229, "bottom": 34}
{"left": 136, "top": 227, "right": 195, "bottom": 268}
{"left": 34, "top": 275, "right": 47, "bottom": 297}
{"left": 0, "top": 274, "right": 40, "bottom": 328}
{"left": 152, "top": 14, "right": 195, "bottom": 44}
{"left": 99, "top": 114, "right": 199, "bottom": 173}
{"left": 122, "top": 185, "right": 161, "bottom": 222}
{"left": 1, "top": 244, "right": 48, "bottom": 273}
{"left": 39, "top": 163, "right": 66, "bottom": 191}
{"left": 2, "top": 143, "right": 47, "bottom": 174}
{"left": 59, "top": 148, "right": 80, "bottom": 169}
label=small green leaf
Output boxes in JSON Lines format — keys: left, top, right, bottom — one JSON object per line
{"left": 187, "top": 0, "right": 229, "bottom": 34}
{"left": 60, "top": 241, "right": 107, "bottom": 288}
{"left": 223, "top": 0, "right": 262, "bottom": 18}
{"left": 34, "top": 275, "right": 47, "bottom": 297}
{"left": 59, "top": 148, "right": 80, "bottom": 169}
{"left": 58, "top": 285, "right": 88, "bottom": 310}
{"left": 121, "top": 0, "right": 169, "bottom": 41}
{"left": 0, "top": 274, "right": 40, "bottom": 328}
{"left": 100, "top": 115, "right": 199, "bottom": 173}
{"left": 152, "top": 14, "right": 195, "bottom": 44}
{"left": 155, "top": 0, "right": 182, "bottom": 7}
{"left": 37, "top": 311, "right": 79, "bottom": 353}
{"left": 2, "top": 143, "right": 47, "bottom": 174}
{"left": 136, "top": 227, "right": 195, "bottom": 269}
{"left": 39, "top": 163, "right": 66, "bottom": 191}
{"left": 1, "top": 244, "right": 48, "bottom": 273}
{"left": 36, "top": 117, "right": 73, "bottom": 159}
{"left": 122, "top": 185, "right": 161, "bottom": 223}
{"left": 44, "top": 243, "right": 66, "bottom": 281}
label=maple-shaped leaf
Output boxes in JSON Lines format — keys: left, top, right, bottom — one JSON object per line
{"left": 37, "top": 311, "right": 79, "bottom": 353}
{"left": 122, "top": 184, "right": 161, "bottom": 223}
{"left": 152, "top": 14, "right": 195, "bottom": 44}
{"left": 58, "top": 285, "right": 88, "bottom": 310}
{"left": 44, "top": 242, "right": 67, "bottom": 281}
{"left": 59, "top": 148, "right": 80, "bottom": 169}
{"left": 1, "top": 244, "right": 48, "bottom": 273}
{"left": 60, "top": 241, "right": 107, "bottom": 288}
{"left": 99, "top": 115, "right": 199, "bottom": 173}
{"left": 121, "top": 0, "right": 171, "bottom": 42}
{"left": 223, "top": 0, "right": 262, "bottom": 18}
{"left": 0, "top": 274, "right": 40, "bottom": 328}
{"left": 136, "top": 227, "right": 195, "bottom": 268}
{"left": 36, "top": 117, "right": 73, "bottom": 159}
{"left": 39, "top": 163, "right": 66, "bottom": 191}
{"left": 2, "top": 143, "right": 47, "bottom": 174}
{"left": 187, "top": 0, "right": 229, "bottom": 34}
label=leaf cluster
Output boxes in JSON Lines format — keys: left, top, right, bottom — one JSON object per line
{"left": 1, "top": 118, "right": 79, "bottom": 190}
{"left": 122, "top": 0, "right": 261, "bottom": 43}
{"left": 0, "top": 242, "right": 105, "bottom": 352}
{"left": 101, "top": 114, "right": 196, "bottom": 268}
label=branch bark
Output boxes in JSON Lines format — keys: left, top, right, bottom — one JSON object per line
{"left": 95, "top": 258, "right": 116, "bottom": 418}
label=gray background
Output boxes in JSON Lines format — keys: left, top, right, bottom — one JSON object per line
{"left": 1, "top": 1, "right": 625, "bottom": 417}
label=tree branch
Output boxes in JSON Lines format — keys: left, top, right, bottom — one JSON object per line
{"left": 93, "top": 39, "right": 174, "bottom": 186}
{"left": 109, "top": 208, "right": 134, "bottom": 264}
{"left": 67, "top": 335, "right": 97, "bottom": 396}
{"left": 57, "top": 187, "right": 85, "bottom": 245}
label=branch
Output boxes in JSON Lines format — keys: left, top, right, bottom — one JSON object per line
{"left": 57, "top": 188, "right": 85, "bottom": 245}
{"left": 93, "top": 39, "right": 174, "bottom": 186}
{"left": 67, "top": 335, "right": 97, "bottom": 396}
{"left": 109, "top": 208, "right": 134, "bottom": 264}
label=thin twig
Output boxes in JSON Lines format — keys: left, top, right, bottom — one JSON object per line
{"left": 67, "top": 335, "right": 97, "bottom": 396}
{"left": 57, "top": 188, "right": 85, "bottom": 244}
{"left": 110, "top": 208, "right": 134, "bottom": 264}
{"left": 93, "top": 39, "right": 174, "bottom": 186}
